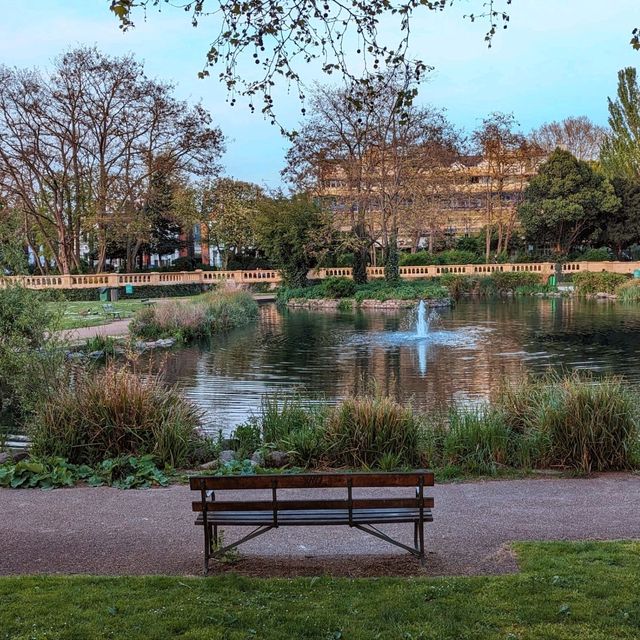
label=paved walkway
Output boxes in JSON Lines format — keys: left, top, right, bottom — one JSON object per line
{"left": 1, "top": 474, "right": 639, "bottom": 577}
{"left": 60, "top": 319, "right": 132, "bottom": 342}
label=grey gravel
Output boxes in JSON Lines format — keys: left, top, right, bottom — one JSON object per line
{"left": 1, "top": 474, "right": 639, "bottom": 577}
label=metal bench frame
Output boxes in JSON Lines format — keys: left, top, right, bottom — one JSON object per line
{"left": 190, "top": 471, "right": 434, "bottom": 574}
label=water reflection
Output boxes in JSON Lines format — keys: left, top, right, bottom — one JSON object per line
{"left": 157, "top": 299, "right": 640, "bottom": 434}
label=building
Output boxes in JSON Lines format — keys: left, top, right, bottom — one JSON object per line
{"left": 316, "top": 148, "right": 546, "bottom": 252}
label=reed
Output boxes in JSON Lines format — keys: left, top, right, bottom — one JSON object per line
{"left": 30, "top": 363, "right": 202, "bottom": 467}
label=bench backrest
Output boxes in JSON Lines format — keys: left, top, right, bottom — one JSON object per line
{"left": 190, "top": 471, "right": 434, "bottom": 513}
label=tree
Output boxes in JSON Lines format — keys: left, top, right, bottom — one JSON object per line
{"left": 108, "top": 1, "right": 515, "bottom": 122}
{"left": 253, "top": 194, "right": 330, "bottom": 287}
{"left": 0, "top": 47, "right": 224, "bottom": 274}
{"left": 601, "top": 67, "right": 640, "bottom": 180}
{"left": 472, "top": 113, "right": 543, "bottom": 261}
{"left": 601, "top": 176, "right": 640, "bottom": 256}
{"left": 108, "top": 1, "right": 640, "bottom": 122}
{"left": 518, "top": 149, "right": 620, "bottom": 256}
{"left": 285, "top": 69, "right": 461, "bottom": 282}
{"left": 201, "top": 179, "right": 264, "bottom": 269}
{"left": 530, "top": 116, "right": 607, "bottom": 162}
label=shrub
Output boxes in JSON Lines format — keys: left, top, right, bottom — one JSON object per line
{"left": 130, "top": 291, "right": 259, "bottom": 341}
{"left": 440, "top": 407, "right": 512, "bottom": 475}
{"left": 323, "top": 394, "right": 421, "bottom": 468}
{"left": 230, "top": 418, "right": 262, "bottom": 459}
{"left": 30, "top": 364, "right": 202, "bottom": 467}
{"left": 321, "top": 277, "right": 356, "bottom": 298}
{"left": 261, "top": 396, "right": 318, "bottom": 445}
{"left": 616, "top": 280, "right": 640, "bottom": 302}
{"left": 496, "top": 374, "right": 639, "bottom": 473}
{"left": 573, "top": 272, "right": 628, "bottom": 295}
{"left": 571, "top": 247, "right": 612, "bottom": 261}
{"left": 0, "top": 455, "right": 169, "bottom": 490}
{"left": 490, "top": 271, "right": 542, "bottom": 291}
{"left": 0, "top": 286, "right": 65, "bottom": 430}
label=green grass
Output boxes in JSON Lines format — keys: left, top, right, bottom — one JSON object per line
{"left": 0, "top": 542, "right": 639, "bottom": 639}
{"left": 48, "top": 300, "right": 149, "bottom": 330}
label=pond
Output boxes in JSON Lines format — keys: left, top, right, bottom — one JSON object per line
{"left": 159, "top": 299, "right": 640, "bottom": 435}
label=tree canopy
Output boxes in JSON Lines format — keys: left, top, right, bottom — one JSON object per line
{"left": 518, "top": 149, "right": 619, "bottom": 255}
{"left": 108, "top": 2, "right": 638, "bottom": 122}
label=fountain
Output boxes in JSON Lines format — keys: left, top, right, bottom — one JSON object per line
{"left": 415, "top": 299, "right": 429, "bottom": 338}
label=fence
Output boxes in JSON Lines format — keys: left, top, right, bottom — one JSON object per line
{"left": 2, "top": 261, "right": 640, "bottom": 290}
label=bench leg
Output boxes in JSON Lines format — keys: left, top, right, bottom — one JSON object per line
{"left": 418, "top": 520, "right": 426, "bottom": 567}
{"left": 203, "top": 524, "right": 213, "bottom": 575}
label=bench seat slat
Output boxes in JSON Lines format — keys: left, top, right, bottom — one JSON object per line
{"left": 193, "top": 497, "right": 434, "bottom": 512}
{"left": 195, "top": 508, "right": 433, "bottom": 527}
{"left": 190, "top": 471, "right": 433, "bottom": 491}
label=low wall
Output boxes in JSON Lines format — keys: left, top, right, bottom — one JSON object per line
{"left": 2, "top": 261, "right": 640, "bottom": 290}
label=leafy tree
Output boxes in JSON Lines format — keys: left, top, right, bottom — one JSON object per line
{"left": 201, "top": 179, "right": 264, "bottom": 269}
{"left": 601, "top": 176, "right": 640, "bottom": 256}
{"left": 253, "top": 195, "right": 330, "bottom": 287}
{"left": 518, "top": 149, "right": 620, "bottom": 255}
{"left": 601, "top": 67, "right": 640, "bottom": 180}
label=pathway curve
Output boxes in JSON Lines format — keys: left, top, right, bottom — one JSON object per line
{"left": 1, "top": 474, "right": 639, "bottom": 577}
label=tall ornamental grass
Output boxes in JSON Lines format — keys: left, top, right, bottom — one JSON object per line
{"left": 323, "top": 394, "right": 421, "bottom": 468}
{"left": 495, "top": 373, "right": 639, "bottom": 473}
{"left": 131, "top": 290, "right": 259, "bottom": 341}
{"left": 616, "top": 280, "right": 640, "bottom": 302}
{"left": 30, "top": 364, "right": 202, "bottom": 467}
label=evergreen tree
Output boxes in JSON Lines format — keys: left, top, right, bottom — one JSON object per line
{"left": 601, "top": 67, "right": 640, "bottom": 180}
{"left": 518, "top": 149, "right": 620, "bottom": 255}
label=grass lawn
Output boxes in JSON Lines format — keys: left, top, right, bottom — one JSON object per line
{"left": 1, "top": 541, "right": 639, "bottom": 639}
{"left": 48, "top": 300, "right": 149, "bottom": 330}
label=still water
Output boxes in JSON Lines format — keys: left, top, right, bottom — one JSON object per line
{"left": 159, "top": 299, "right": 640, "bottom": 434}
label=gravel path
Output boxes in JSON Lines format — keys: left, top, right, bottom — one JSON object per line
{"left": 59, "top": 319, "right": 131, "bottom": 342}
{"left": 1, "top": 474, "right": 639, "bottom": 577}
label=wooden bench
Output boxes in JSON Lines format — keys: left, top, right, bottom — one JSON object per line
{"left": 102, "top": 303, "right": 122, "bottom": 319}
{"left": 190, "top": 471, "right": 434, "bottom": 573}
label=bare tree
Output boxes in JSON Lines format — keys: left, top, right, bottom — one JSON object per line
{"left": 0, "top": 47, "right": 224, "bottom": 274}
{"left": 530, "top": 116, "right": 607, "bottom": 162}
{"left": 472, "top": 113, "right": 545, "bottom": 261}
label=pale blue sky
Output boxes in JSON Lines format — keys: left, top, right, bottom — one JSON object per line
{"left": 0, "top": 1, "right": 638, "bottom": 187}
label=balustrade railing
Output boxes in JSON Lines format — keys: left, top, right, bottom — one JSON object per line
{"left": 3, "top": 261, "right": 640, "bottom": 290}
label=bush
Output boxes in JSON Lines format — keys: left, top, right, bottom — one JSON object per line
{"left": 571, "top": 247, "right": 612, "bottom": 262}
{"left": 56, "top": 284, "right": 209, "bottom": 302}
{"left": 130, "top": 291, "right": 259, "bottom": 341}
{"left": 616, "top": 280, "right": 640, "bottom": 302}
{"left": 321, "top": 277, "right": 356, "bottom": 298}
{"left": 495, "top": 374, "right": 639, "bottom": 473}
{"left": 0, "top": 286, "right": 65, "bottom": 430}
{"left": 490, "top": 271, "right": 543, "bottom": 291}
{"left": 30, "top": 364, "right": 202, "bottom": 467}
{"left": 573, "top": 272, "right": 629, "bottom": 295}
{"left": 323, "top": 394, "right": 421, "bottom": 468}
{"left": 0, "top": 455, "right": 169, "bottom": 490}
{"left": 261, "top": 396, "right": 318, "bottom": 445}
{"left": 399, "top": 250, "right": 481, "bottom": 266}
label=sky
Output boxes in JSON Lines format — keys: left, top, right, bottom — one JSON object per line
{"left": 0, "top": 0, "right": 638, "bottom": 188}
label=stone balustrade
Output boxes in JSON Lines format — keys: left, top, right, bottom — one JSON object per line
{"left": 2, "top": 261, "right": 640, "bottom": 290}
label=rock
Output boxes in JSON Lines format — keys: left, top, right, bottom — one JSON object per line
{"left": 4, "top": 451, "right": 29, "bottom": 463}
{"left": 264, "top": 450, "right": 290, "bottom": 468}
{"left": 134, "top": 341, "right": 148, "bottom": 351}
{"left": 155, "top": 338, "right": 176, "bottom": 348}
{"left": 199, "top": 460, "right": 219, "bottom": 471}
{"left": 65, "top": 351, "right": 85, "bottom": 360}
{"left": 0, "top": 452, "right": 10, "bottom": 465}
{"left": 219, "top": 449, "right": 235, "bottom": 464}
{"left": 87, "top": 350, "right": 105, "bottom": 359}
{"left": 250, "top": 450, "right": 264, "bottom": 466}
